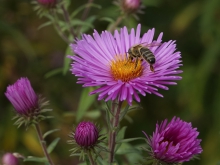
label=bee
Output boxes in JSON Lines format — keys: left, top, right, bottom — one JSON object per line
{"left": 127, "top": 43, "right": 159, "bottom": 72}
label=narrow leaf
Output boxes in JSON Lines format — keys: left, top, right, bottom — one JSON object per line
{"left": 76, "top": 87, "right": 96, "bottom": 122}
{"left": 38, "top": 21, "right": 52, "bottom": 30}
{"left": 117, "top": 137, "right": 146, "bottom": 143}
{"left": 43, "top": 129, "right": 60, "bottom": 139}
{"left": 44, "top": 68, "right": 63, "bottom": 78}
{"left": 63, "top": 46, "right": 72, "bottom": 75}
{"left": 70, "top": 3, "right": 101, "bottom": 18}
{"left": 24, "top": 156, "right": 47, "bottom": 163}
{"left": 47, "top": 138, "right": 60, "bottom": 154}
{"left": 116, "top": 126, "right": 127, "bottom": 141}
{"left": 99, "top": 17, "right": 115, "bottom": 23}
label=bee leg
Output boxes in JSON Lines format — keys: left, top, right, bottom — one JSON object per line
{"left": 125, "top": 56, "right": 133, "bottom": 65}
{"left": 134, "top": 58, "right": 138, "bottom": 69}
{"left": 150, "top": 65, "right": 155, "bottom": 72}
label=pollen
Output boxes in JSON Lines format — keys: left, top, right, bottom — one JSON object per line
{"left": 110, "top": 54, "right": 143, "bottom": 82}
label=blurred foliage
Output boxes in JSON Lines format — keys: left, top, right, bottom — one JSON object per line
{"left": 0, "top": 0, "right": 220, "bottom": 165}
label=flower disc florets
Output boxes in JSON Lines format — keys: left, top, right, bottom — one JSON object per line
{"left": 69, "top": 24, "right": 182, "bottom": 105}
{"left": 143, "top": 117, "right": 203, "bottom": 164}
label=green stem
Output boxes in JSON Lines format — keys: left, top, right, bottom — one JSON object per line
{"left": 61, "top": 4, "right": 76, "bottom": 39}
{"left": 108, "top": 100, "right": 123, "bottom": 163}
{"left": 108, "top": 15, "right": 125, "bottom": 33}
{"left": 35, "top": 124, "right": 55, "bottom": 165}
{"left": 50, "top": 10, "right": 70, "bottom": 43}
{"left": 152, "top": 160, "right": 159, "bottom": 165}
{"left": 76, "top": 0, "right": 94, "bottom": 35}
{"left": 87, "top": 150, "right": 96, "bottom": 165}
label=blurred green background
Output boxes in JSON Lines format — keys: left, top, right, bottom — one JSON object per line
{"left": 0, "top": 0, "right": 220, "bottom": 164}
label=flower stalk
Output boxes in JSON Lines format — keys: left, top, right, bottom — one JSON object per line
{"left": 87, "top": 150, "right": 96, "bottom": 165}
{"left": 35, "top": 124, "right": 55, "bottom": 165}
{"left": 109, "top": 100, "right": 123, "bottom": 163}
{"left": 61, "top": 4, "right": 76, "bottom": 38}
{"left": 108, "top": 15, "right": 125, "bottom": 33}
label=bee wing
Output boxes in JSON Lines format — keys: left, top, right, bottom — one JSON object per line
{"left": 141, "top": 42, "right": 162, "bottom": 48}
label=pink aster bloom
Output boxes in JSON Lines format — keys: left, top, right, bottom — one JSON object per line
{"left": 69, "top": 24, "right": 182, "bottom": 105}
{"left": 5, "top": 77, "right": 38, "bottom": 116}
{"left": 143, "top": 117, "right": 203, "bottom": 163}
{"left": 74, "top": 122, "right": 99, "bottom": 147}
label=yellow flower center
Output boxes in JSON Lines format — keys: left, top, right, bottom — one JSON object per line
{"left": 110, "top": 54, "right": 143, "bottom": 82}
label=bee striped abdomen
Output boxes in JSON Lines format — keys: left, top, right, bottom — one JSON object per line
{"left": 140, "top": 47, "right": 155, "bottom": 64}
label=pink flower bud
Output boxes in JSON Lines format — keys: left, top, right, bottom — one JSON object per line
{"left": 5, "top": 77, "right": 39, "bottom": 116}
{"left": 2, "top": 153, "right": 19, "bottom": 165}
{"left": 122, "top": 0, "right": 141, "bottom": 13}
{"left": 74, "top": 122, "right": 99, "bottom": 147}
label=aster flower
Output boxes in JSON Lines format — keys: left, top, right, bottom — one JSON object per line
{"left": 68, "top": 121, "right": 106, "bottom": 160}
{"left": 5, "top": 77, "right": 51, "bottom": 127}
{"left": 142, "top": 117, "right": 203, "bottom": 164}
{"left": 69, "top": 24, "right": 182, "bottom": 105}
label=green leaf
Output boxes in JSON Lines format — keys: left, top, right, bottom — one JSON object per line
{"left": 47, "top": 138, "right": 60, "bottom": 154}
{"left": 70, "top": 3, "right": 101, "bottom": 18}
{"left": 38, "top": 21, "right": 52, "bottom": 30}
{"left": 99, "top": 17, "right": 115, "bottom": 23}
{"left": 80, "top": 15, "right": 97, "bottom": 33}
{"left": 116, "top": 143, "right": 141, "bottom": 155}
{"left": 63, "top": 46, "right": 72, "bottom": 75}
{"left": 116, "top": 126, "right": 127, "bottom": 141}
{"left": 117, "top": 137, "right": 146, "bottom": 143}
{"left": 43, "top": 129, "right": 60, "bottom": 139}
{"left": 76, "top": 87, "right": 96, "bottom": 122}
{"left": 24, "top": 156, "right": 47, "bottom": 163}
{"left": 105, "top": 106, "right": 112, "bottom": 129}
{"left": 44, "top": 68, "right": 63, "bottom": 78}
{"left": 70, "top": 19, "right": 93, "bottom": 29}
{"left": 114, "top": 126, "right": 127, "bottom": 153}
{"left": 119, "top": 104, "right": 130, "bottom": 122}
{"left": 84, "top": 110, "right": 101, "bottom": 119}
{"left": 97, "top": 157, "right": 109, "bottom": 165}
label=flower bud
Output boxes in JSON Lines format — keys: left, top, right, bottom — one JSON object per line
{"left": 5, "top": 77, "right": 39, "bottom": 116}
{"left": 2, "top": 153, "right": 19, "bottom": 165}
{"left": 37, "top": 0, "right": 57, "bottom": 8}
{"left": 122, "top": 0, "right": 141, "bottom": 13}
{"left": 74, "top": 122, "right": 99, "bottom": 147}
{"left": 5, "top": 77, "right": 50, "bottom": 127}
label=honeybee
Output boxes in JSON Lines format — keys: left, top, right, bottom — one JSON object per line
{"left": 127, "top": 42, "right": 159, "bottom": 72}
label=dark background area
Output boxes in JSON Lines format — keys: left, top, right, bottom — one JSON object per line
{"left": 0, "top": 0, "right": 220, "bottom": 164}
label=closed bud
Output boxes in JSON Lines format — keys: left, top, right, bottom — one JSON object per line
{"left": 68, "top": 121, "right": 107, "bottom": 160}
{"left": 74, "top": 122, "right": 99, "bottom": 147}
{"left": 122, "top": 0, "right": 141, "bottom": 13}
{"left": 5, "top": 77, "right": 50, "bottom": 128}
{"left": 2, "top": 153, "right": 19, "bottom": 165}
{"left": 5, "top": 77, "right": 39, "bottom": 116}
